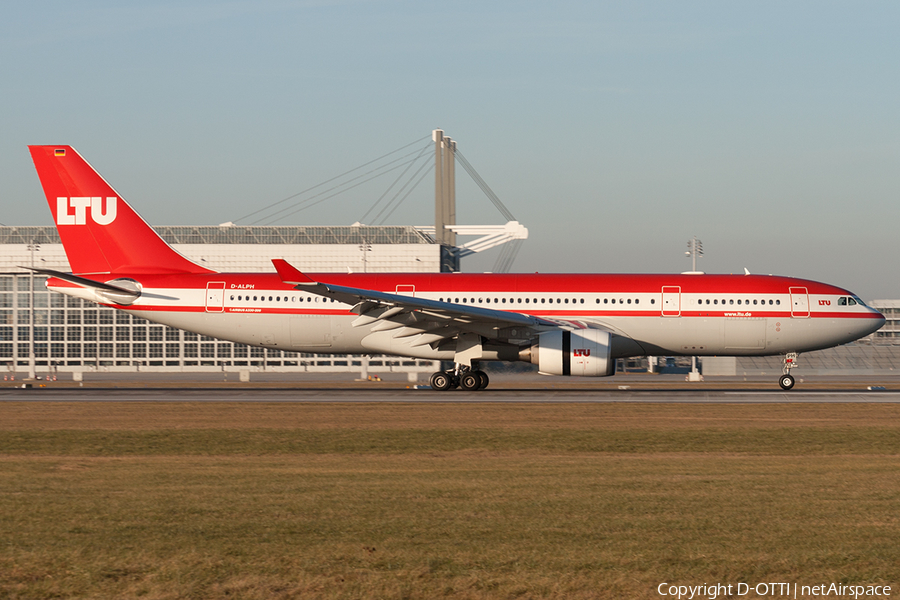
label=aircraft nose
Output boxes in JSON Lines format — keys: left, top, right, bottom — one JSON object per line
{"left": 863, "top": 310, "right": 886, "bottom": 338}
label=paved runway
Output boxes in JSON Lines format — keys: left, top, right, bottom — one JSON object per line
{"left": 2, "top": 387, "right": 899, "bottom": 403}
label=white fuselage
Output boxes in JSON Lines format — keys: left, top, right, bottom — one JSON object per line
{"left": 50, "top": 272, "right": 885, "bottom": 363}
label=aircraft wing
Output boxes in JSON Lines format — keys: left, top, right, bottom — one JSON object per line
{"left": 272, "top": 259, "right": 555, "bottom": 346}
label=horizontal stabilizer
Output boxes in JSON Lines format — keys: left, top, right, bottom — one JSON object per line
{"left": 25, "top": 267, "right": 139, "bottom": 295}
{"left": 26, "top": 267, "right": 142, "bottom": 305}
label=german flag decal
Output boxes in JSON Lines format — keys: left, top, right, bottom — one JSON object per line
{"left": 54, "top": 149, "right": 66, "bottom": 157}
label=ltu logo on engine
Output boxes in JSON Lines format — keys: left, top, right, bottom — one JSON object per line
{"left": 573, "top": 348, "right": 591, "bottom": 357}
{"left": 56, "top": 197, "right": 117, "bottom": 225}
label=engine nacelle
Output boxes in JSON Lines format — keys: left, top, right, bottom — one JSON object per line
{"left": 526, "top": 329, "right": 615, "bottom": 377}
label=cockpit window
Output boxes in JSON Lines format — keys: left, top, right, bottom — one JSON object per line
{"left": 839, "top": 296, "right": 866, "bottom": 306}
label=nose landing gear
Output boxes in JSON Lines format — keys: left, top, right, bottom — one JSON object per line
{"left": 779, "top": 353, "right": 798, "bottom": 390}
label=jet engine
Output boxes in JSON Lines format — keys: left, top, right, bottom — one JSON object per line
{"left": 521, "top": 329, "right": 615, "bottom": 377}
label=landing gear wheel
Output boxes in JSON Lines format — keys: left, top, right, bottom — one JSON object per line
{"left": 460, "top": 372, "right": 482, "bottom": 391}
{"left": 779, "top": 374, "right": 795, "bottom": 391}
{"left": 475, "top": 370, "right": 489, "bottom": 390}
{"left": 430, "top": 372, "right": 452, "bottom": 391}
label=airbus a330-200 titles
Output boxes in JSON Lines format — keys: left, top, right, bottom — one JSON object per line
{"left": 27, "top": 145, "right": 885, "bottom": 391}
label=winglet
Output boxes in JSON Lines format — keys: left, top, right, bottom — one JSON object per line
{"left": 272, "top": 258, "right": 314, "bottom": 285}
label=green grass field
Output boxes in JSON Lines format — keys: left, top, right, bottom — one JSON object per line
{"left": 1, "top": 403, "right": 898, "bottom": 599}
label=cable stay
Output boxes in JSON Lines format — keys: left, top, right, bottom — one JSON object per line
{"left": 360, "top": 143, "right": 433, "bottom": 225}
{"left": 493, "top": 238, "right": 523, "bottom": 273}
{"left": 233, "top": 135, "right": 431, "bottom": 225}
{"left": 248, "top": 145, "right": 431, "bottom": 226}
{"left": 454, "top": 149, "right": 517, "bottom": 222}
{"left": 445, "top": 148, "right": 526, "bottom": 272}
{"left": 253, "top": 155, "right": 427, "bottom": 226}
{"left": 372, "top": 158, "right": 434, "bottom": 226}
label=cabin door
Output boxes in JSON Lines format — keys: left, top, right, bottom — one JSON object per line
{"left": 789, "top": 287, "right": 810, "bottom": 318}
{"left": 205, "top": 282, "right": 225, "bottom": 313}
{"left": 661, "top": 286, "right": 681, "bottom": 317}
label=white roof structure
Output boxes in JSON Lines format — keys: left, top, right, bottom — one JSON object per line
{"left": 0, "top": 225, "right": 440, "bottom": 274}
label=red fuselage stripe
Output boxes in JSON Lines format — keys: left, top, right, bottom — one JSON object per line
{"left": 120, "top": 304, "right": 883, "bottom": 320}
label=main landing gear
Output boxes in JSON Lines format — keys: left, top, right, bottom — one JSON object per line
{"left": 779, "top": 352, "right": 799, "bottom": 390}
{"left": 430, "top": 365, "right": 490, "bottom": 392}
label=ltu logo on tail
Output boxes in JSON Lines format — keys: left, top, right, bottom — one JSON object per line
{"left": 56, "top": 197, "right": 117, "bottom": 225}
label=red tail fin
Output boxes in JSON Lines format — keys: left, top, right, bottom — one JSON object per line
{"left": 28, "top": 145, "right": 213, "bottom": 275}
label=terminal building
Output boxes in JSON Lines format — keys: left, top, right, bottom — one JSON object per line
{"left": 0, "top": 224, "right": 448, "bottom": 378}
{"left": 870, "top": 300, "right": 900, "bottom": 345}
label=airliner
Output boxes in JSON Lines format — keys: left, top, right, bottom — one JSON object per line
{"left": 27, "top": 145, "right": 885, "bottom": 391}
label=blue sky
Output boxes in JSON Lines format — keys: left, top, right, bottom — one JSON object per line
{"left": 2, "top": 1, "right": 898, "bottom": 298}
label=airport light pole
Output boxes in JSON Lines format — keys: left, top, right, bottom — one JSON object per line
{"left": 684, "top": 237, "right": 703, "bottom": 381}
{"left": 359, "top": 235, "right": 371, "bottom": 273}
{"left": 685, "top": 236, "right": 703, "bottom": 272}
{"left": 27, "top": 239, "right": 40, "bottom": 379}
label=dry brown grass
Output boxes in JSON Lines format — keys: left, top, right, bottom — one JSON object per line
{"left": 0, "top": 402, "right": 898, "bottom": 599}
{"left": 1, "top": 401, "right": 898, "bottom": 430}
